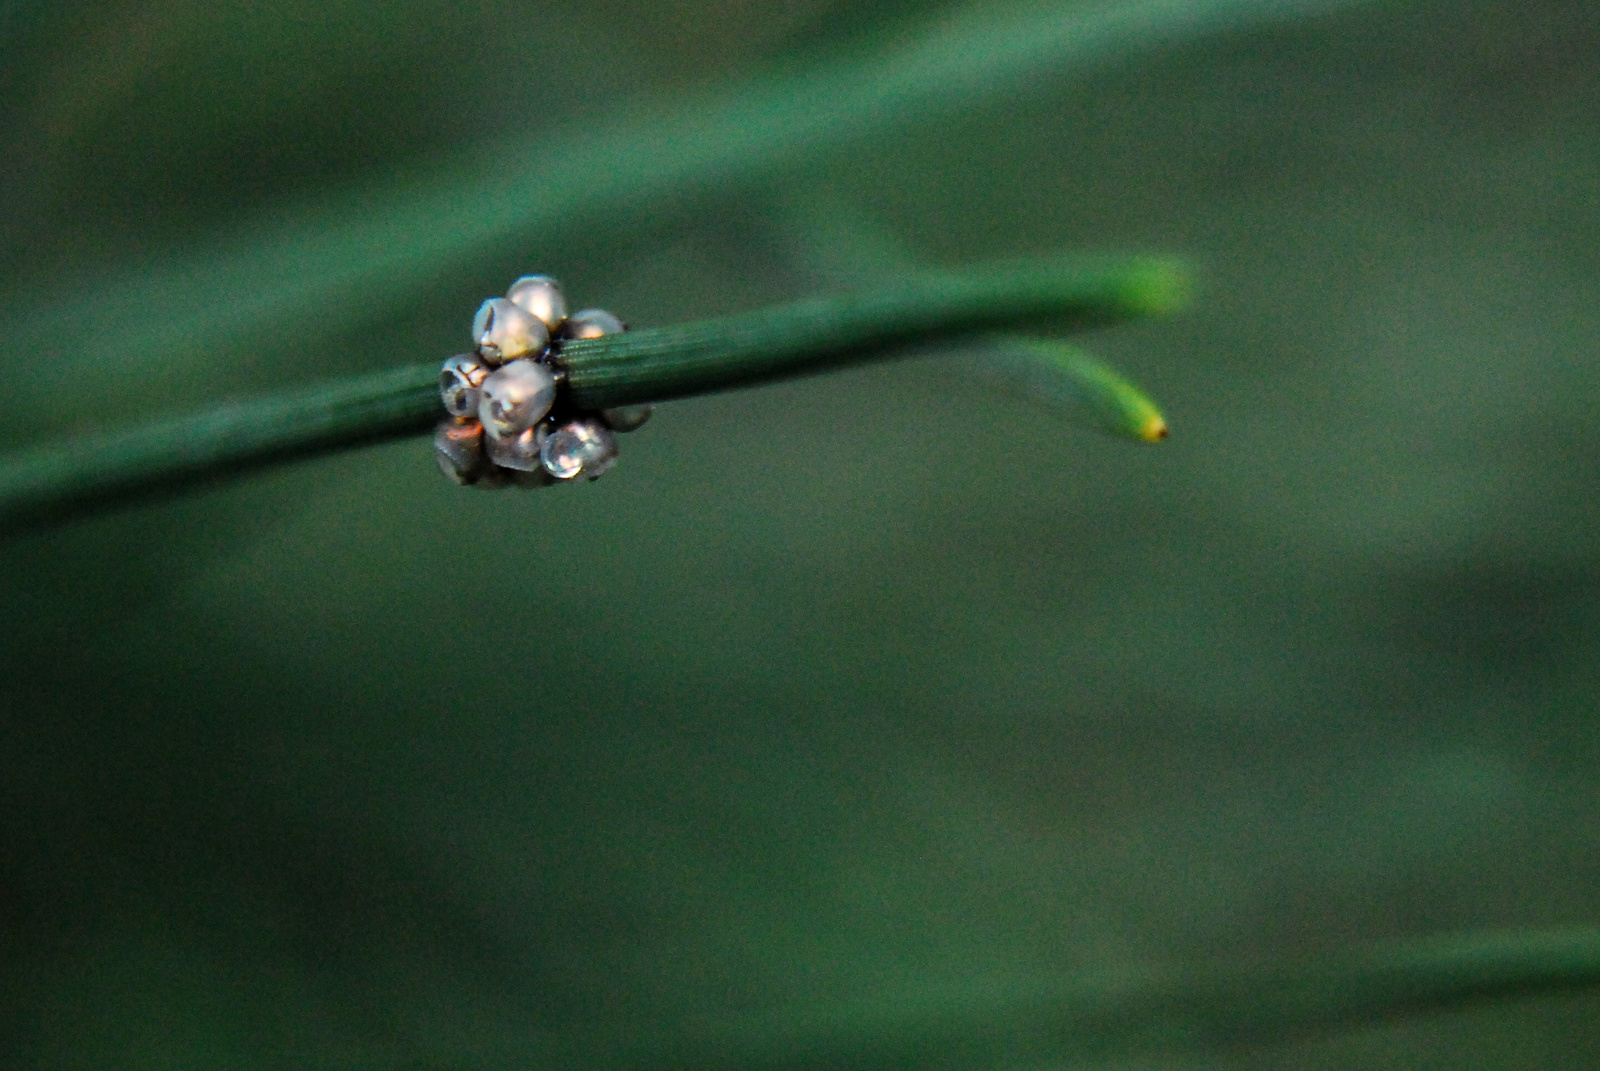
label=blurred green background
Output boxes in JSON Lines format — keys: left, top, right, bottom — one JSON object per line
{"left": 5, "top": 0, "right": 1600, "bottom": 1066}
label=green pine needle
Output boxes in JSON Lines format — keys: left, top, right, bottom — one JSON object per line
{"left": 0, "top": 0, "right": 1372, "bottom": 398}
{"left": 614, "top": 927, "right": 1600, "bottom": 1071}
{"left": 0, "top": 254, "right": 1187, "bottom": 535}
{"left": 994, "top": 338, "right": 1170, "bottom": 442}
{"left": 783, "top": 193, "right": 1176, "bottom": 442}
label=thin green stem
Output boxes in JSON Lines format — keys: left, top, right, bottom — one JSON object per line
{"left": 613, "top": 928, "right": 1600, "bottom": 1071}
{"left": 989, "top": 338, "right": 1170, "bottom": 442}
{"left": 0, "top": 0, "right": 1376, "bottom": 391}
{"left": 0, "top": 255, "right": 1185, "bottom": 535}
{"left": 563, "top": 255, "right": 1184, "bottom": 408}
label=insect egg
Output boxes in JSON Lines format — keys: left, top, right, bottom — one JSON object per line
{"left": 479, "top": 359, "right": 557, "bottom": 439}
{"left": 506, "top": 275, "right": 568, "bottom": 332}
{"left": 562, "top": 308, "right": 627, "bottom": 340}
{"left": 484, "top": 423, "right": 546, "bottom": 471}
{"left": 541, "top": 419, "right": 618, "bottom": 480}
{"left": 434, "top": 418, "right": 488, "bottom": 484}
{"left": 599, "top": 405, "right": 652, "bottom": 433}
{"left": 439, "top": 354, "right": 492, "bottom": 418}
{"left": 473, "top": 298, "right": 549, "bottom": 364}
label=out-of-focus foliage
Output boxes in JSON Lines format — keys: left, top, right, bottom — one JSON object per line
{"left": 5, "top": 0, "right": 1600, "bottom": 1067}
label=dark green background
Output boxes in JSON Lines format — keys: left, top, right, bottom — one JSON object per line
{"left": 4, "top": 0, "right": 1600, "bottom": 1065}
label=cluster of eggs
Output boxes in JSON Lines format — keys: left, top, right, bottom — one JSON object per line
{"left": 434, "top": 274, "right": 651, "bottom": 488}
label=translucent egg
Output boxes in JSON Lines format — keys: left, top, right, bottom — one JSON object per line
{"left": 562, "top": 308, "right": 627, "bottom": 340}
{"left": 506, "top": 275, "right": 568, "bottom": 331}
{"left": 600, "top": 404, "right": 653, "bottom": 433}
{"left": 479, "top": 359, "right": 557, "bottom": 439}
{"left": 485, "top": 423, "right": 546, "bottom": 471}
{"left": 434, "top": 418, "right": 487, "bottom": 484}
{"left": 540, "top": 419, "right": 618, "bottom": 480}
{"left": 473, "top": 298, "right": 549, "bottom": 364}
{"left": 439, "top": 354, "right": 492, "bottom": 418}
